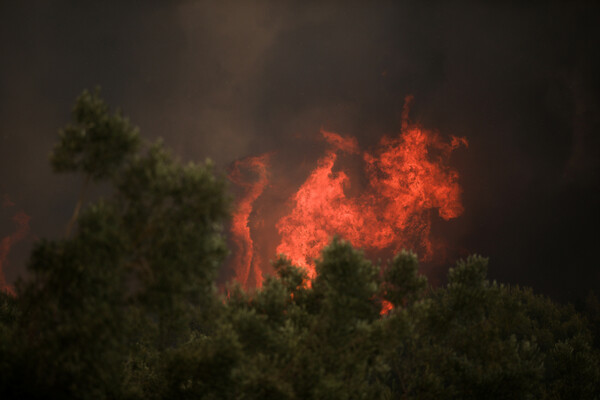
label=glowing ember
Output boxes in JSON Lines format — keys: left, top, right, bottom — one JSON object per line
{"left": 229, "top": 154, "right": 270, "bottom": 289}
{"left": 229, "top": 96, "right": 467, "bottom": 287}
{"left": 380, "top": 300, "right": 394, "bottom": 315}
{"left": 1, "top": 197, "right": 31, "bottom": 295}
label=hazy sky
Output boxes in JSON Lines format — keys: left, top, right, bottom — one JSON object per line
{"left": 1, "top": 1, "right": 598, "bottom": 301}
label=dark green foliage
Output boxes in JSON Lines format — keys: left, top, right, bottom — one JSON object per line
{"left": 1, "top": 90, "right": 598, "bottom": 399}
{"left": 0, "top": 90, "right": 229, "bottom": 399}
{"left": 0, "top": 292, "right": 19, "bottom": 391}
{"left": 50, "top": 88, "right": 140, "bottom": 181}
{"left": 313, "top": 238, "right": 381, "bottom": 330}
{"left": 115, "top": 141, "right": 229, "bottom": 348}
{"left": 401, "top": 257, "right": 545, "bottom": 399}
{"left": 382, "top": 249, "right": 426, "bottom": 307}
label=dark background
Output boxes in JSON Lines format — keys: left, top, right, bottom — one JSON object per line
{"left": 1, "top": 1, "right": 598, "bottom": 302}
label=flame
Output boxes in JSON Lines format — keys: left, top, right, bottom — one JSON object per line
{"left": 1, "top": 197, "right": 31, "bottom": 294}
{"left": 275, "top": 96, "right": 467, "bottom": 278}
{"left": 380, "top": 300, "right": 394, "bottom": 315}
{"left": 275, "top": 130, "right": 364, "bottom": 279}
{"left": 228, "top": 96, "right": 467, "bottom": 292}
{"left": 229, "top": 154, "right": 270, "bottom": 289}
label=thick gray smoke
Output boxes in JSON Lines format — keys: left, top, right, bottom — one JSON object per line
{"left": 1, "top": 1, "right": 598, "bottom": 300}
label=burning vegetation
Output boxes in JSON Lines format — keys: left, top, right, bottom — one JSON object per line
{"left": 0, "top": 91, "right": 599, "bottom": 399}
{"left": 230, "top": 96, "right": 467, "bottom": 287}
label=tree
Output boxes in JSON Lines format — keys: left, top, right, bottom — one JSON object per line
{"left": 1, "top": 89, "right": 230, "bottom": 399}
{"left": 381, "top": 255, "right": 600, "bottom": 399}
{"left": 381, "top": 249, "right": 427, "bottom": 308}
{"left": 50, "top": 88, "right": 141, "bottom": 237}
{"left": 1, "top": 90, "right": 599, "bottom": 399}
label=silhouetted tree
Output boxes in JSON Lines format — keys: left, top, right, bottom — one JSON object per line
{"left": 1, "top": 90, "right": 598, "bottom": 400}
{"left": 1, "top": 89, "right": 229, "bottom": 399}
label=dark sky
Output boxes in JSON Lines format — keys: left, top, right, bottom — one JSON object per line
{"left": 1, "top": 1, "right": 598, "bottom": 302}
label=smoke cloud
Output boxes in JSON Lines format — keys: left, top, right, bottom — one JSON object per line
{"left": 0, "top": 1, "right": 598, "bottom": 301}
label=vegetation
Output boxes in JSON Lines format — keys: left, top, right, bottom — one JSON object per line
{"left": 0, "top": 90, "right": 598, "bottom": 399}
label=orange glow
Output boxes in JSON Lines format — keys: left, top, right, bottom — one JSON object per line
{"left": 229, "top": 154, "right": 270, "bottom": 289}
{"left": 276, "top": 96, "right": 467, "bottom": 278}
{"left": 1, "top": 199, "right": 31, "bottom": 294}
{"left": 228, "top": 97, "right": 467, "bottom": 303}
{"left": 275, "top": 130, "right": 363, "bottom": 279}
{"left": 380, "top": 300, "right": 394, "bottom": 315}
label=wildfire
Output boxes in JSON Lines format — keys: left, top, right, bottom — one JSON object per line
{"left": 229, "top": 96, "right": 467, "bottom": 286}
{"left": 1, "top": 196, "right": 31, "bottom": 295}
{"left": 228, "top": 154, "right": 270, "bottom": 289}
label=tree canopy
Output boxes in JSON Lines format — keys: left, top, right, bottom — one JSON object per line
{"left": 0, "top": 90, "right": 598, "bottom": 399}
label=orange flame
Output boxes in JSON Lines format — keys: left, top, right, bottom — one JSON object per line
{"left": 229, "top": 154, "right": 270, "bottom": 288}
{"left": 276, "top": 96, "right": 467, "bottom": 278}
{"left": 275, "top": 130, "right": 363, "bottom": 279}
{"left": 380, "top": 300, "right": 394, "bottom": 315}
{"left": 1, "top": 197, "right": 31, "bottom": 295}
{"left": 228, "top": 97, "right": 467, "bottom": 297}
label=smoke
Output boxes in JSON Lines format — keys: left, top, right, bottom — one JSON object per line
{"left": 0, "top": 1, "right": 598, "bottom": 300}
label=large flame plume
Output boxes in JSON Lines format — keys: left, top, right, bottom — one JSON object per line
{"left": 229, "top": 96, "right": 467, "bottom": 286}
{"left": 228, "top": 154, "right": 271, "bottom": 288}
